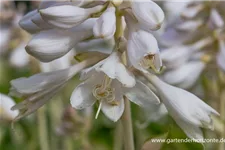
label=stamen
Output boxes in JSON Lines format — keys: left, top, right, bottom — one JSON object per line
{"left": 95, "top": 101, "right": 102, "bottom": 119}
{"left": 92, "top": 76, "right": 118, "bottom": 106}
{"left": 140, "top": 54, "right": 163, "bottom": 74}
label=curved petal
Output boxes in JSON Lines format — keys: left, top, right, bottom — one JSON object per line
{"left": 40, "top": 5, "right": 103, "bottom": 29}
{"left": 96, "top": 52, "right": 136, "bottom": 87}
{"left": 19, "top": 10, "right": 41, "bottom": 34}
{"left": 131, "top": 1, "right": 164, "bottom": 30}
{"left": 125, "top": 80, "right": 160, "bottom": 106}
{"left": 148, "top": 75, "right": 219, "bottom": 129}
{"left": 175, "top": 119, "right": 204, "bottom": 141}
{"left": 101, "top": 97, "right": 124, "bottom": 122}
{"left": 0, "top": 93, "right": 19, "bottom": 120}
{"left": 70, "top": 78, "right": 96, "bottom": 110}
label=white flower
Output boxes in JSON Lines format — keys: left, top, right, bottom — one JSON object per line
{"left": 147, "top": 74, "right": 219, "bottom": 140}
{"left": 162, "top": 61, "right": 206, "bottom": 89}
{"left": 19, "top": 10, "right": 41, "bottom": 34}
{"left": 175, "top": 19, "right": 204, "bottom": 32}
{"left": 217, "top": 39, "right": 225, "bottom": 71}
{"left": 209, "top": 9, "right": 224, "bottom": 29}
{"left": 0, "top": 93, "right": 19, "bottom": 121}
{"left": 93, "top": 7, "right": 116, "bottom": 39}
{"left": 131, "top": 0, "right": 164, "bottom": 30}
{"left": 127, "top": 30, "right": 162, "bottom": 73}
{"left": 25, "top": 18, "right": 96, "bottom": 62}
{"left": 10, "top": 43, "right": 30, "bottom": 68}
{"left": 181, "top": 3, "right": 205, "bottom": 19}
{"left": 161, "top": 38, "right": 213, "bottom": 69}
{"left": 70, "top": 52, "right": 160, "bottom": 122}
{"left": 40, "top": 5, "right": 103, "bottom": 29}
{"left": 31, "top": 12, "right": 52, "bottom": 30}
{"left": 10, "top": 58, "right": 102, "bottom": 120}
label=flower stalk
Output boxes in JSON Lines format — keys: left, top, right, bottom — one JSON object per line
{"left": 121, "top": 97, "right": 135, "bottom": 150}
{"left": 37, "top": 107, "right": 50, "bottom": 150}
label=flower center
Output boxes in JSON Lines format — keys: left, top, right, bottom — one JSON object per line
{"left": 92, "top": 76, "right": 118, "bottom": 105}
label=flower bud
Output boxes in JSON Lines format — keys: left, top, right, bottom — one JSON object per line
{"left": 93, "top": 7, "right": 116, "bottom": 39}
{"left": 131, "top": 1, "right": 164, "bottom": 30}
{"left": 40, "top": 5, "right": 103, "bottom": 29}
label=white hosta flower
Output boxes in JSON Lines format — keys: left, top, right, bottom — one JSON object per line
{"left": 162, "top": 61, "right": 206, "bottom": 89}
{"left": 127, "top": 30, "right": 162, "bottom": 73}
{"left": 164, "top": 2, "right": 190, "bottom": 24}
{"left": 10, "top": 58, "right": 101, "bottom": 120}
{"left": 26, "top": 18, "right": 96, "bottom": 62}
{"left": 131, "top": 1, "right": 164, "bottom": 30}
{"left": 93, "top": 7, "right": 116, "bottom": 39}
{"left": 0, "top": 26, "right": 12, "bottom": 54}
{"left": 161, "top": 38, "right": 213, "bottom": 69}
{"left": 10, "top": 43, "right": 30, "bottom": 68}
{"left": 148, "top": 75, "right": 219, "bottom": 140}
{"left": 19, "top": 10, "right": 41, "bottom": 34}
{"left": 0, "top": 93, "right": 19, "bottom": 121}
{"left": 40, "top": 5, "right": 103, "bottom": 29}
{"left": 31, "top": 13, "right": 52, "bottom": 30}
{"left": 181, "top": 3, "right": 205, "bottom": 19}
{"left": 217, "top": 40, "right": 225, "bottom": 71}
{"left": 175, "top": 19, "right": 204, "bottom": 32}
{"left": 71, "top": 52, "right": 160, "bottom": 122}
{"left": 209, "top": 9, "right": 224, "bottom": 29}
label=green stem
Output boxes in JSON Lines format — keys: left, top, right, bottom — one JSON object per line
{"left": 37, "top": 107, "right": 50, "bottom": 150}
{"left": 121, "top": 97, "right": 135, "bottom": 150}
{"left": 113, "top": 121, "right": 123, "bottom": 150}
{"left": 219, "top": 90, "right": 225, "bottom": 150}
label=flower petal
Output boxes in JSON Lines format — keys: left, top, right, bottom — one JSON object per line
{"left": 162, "top": 61, "right": 206, "bottom": 89}
{"left": 131, "top": 1, "right": 164, "bottom": 30}
{"left": 148, "top": 75, "right": 219, "bottom": 129}
{"left": 26, "top": 19, "right": 94, "bottom": 62}
{"left": 31, "top": 13, "right": 52, "bottom": 30}
{"left": 96, "top": 52, "right": 136, "bottom": 87}
{"left": 70, "top": 78, "right": 97, "bottom": 110}
{"left": 101, "top": 97, "right": 124, "bottom": 122}
{"left": 125, "top": 80, "right": 160, "bottom": 107}
{"left": 93, "top": 7, "right": 116, "bottom": 39}
{"left": 175, "top": 119, "right": 204, "bottom": 141}
{"left": 19, "top": 10, "right": 41, "bottom": 34}
{"left": 0, "top": 93, "right": 19, "bottom": 120}
{"left": 40, "top": 5, "right": 103, "bottom": 29}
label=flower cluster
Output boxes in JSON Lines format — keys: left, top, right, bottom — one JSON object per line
{"left": 161, "top": 1, "right": 225, "bottom": 89}
{"left": 10, "top": 0, "right": 219, "bottom": 141}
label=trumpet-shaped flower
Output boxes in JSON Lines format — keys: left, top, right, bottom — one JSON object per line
{"left": 127, "top": 30, "right": 162, "bottom": 74}
{"left": 40, "top": 5, "right": 103, "bottom": 29}
{"left": 131, "top": 0, "right": 164, "bottom": 30}
{"left": 147, "top": 74, "right": 219, "bottom": 140}
{"left": 25, "top": 18, "right": 96, "bottom": 62}
{"left": 71, "top": 52, "right": 160, "bottom": 122}
{"left": 10, "top": 57, "right": 102, "bottom": 120}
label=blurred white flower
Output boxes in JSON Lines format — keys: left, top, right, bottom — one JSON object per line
{"left": 10, "top": 43, "right": 30, "bottom": 68}
{"left": 162, "top": 61, "right": 206, "bottom": 89}
{"left": 0, "top": 93, "right": 19, "bottom": 121}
